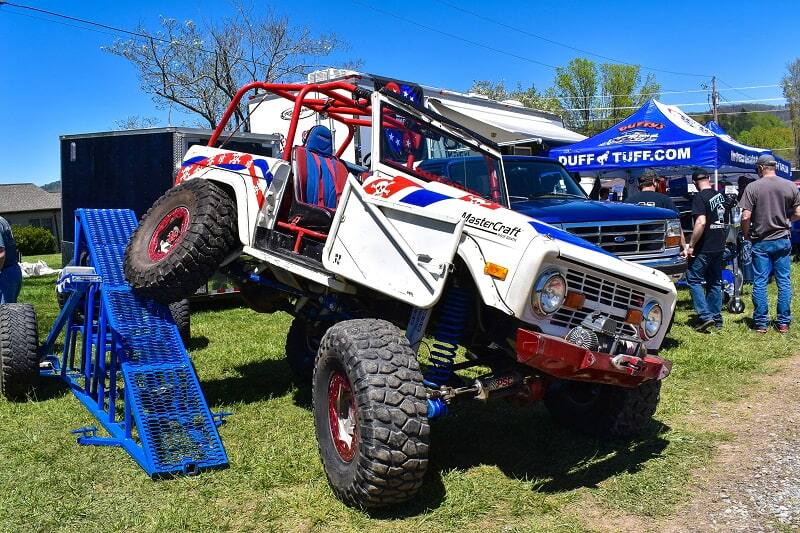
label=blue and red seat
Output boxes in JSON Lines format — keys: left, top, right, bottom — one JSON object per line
{"left": 292, "top": 125, "right": 348, "bottom": 210}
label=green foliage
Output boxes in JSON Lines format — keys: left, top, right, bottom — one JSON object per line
{"left": 554, "top": 58, "right": 599, "bottom": 133}
{"left": 11, "top": 225, "right": 55, "bottom": 256}
{"left": 738, "top": 125, "right": 794, "bottom": 153}
{"left": 782, "top": 58, "right": 800, "bottom": 165}
{"left": 599, "top": 64, "right": 660, "bottom": 130}
{"left": 468, "top": 80, "right": 564, "bottom": 115}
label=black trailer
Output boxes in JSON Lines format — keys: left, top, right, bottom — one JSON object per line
{"left": 60, "top": 127, "right": 280, "bottom": 298}
{"left": 60, "top": 127, "right": 280, "bottom": 262}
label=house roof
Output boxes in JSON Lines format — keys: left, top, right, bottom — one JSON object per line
{"left": 0, "top": 183, "right": 61, "bottom": 214}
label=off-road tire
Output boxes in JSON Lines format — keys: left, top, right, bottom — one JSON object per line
{"left": 285, "top": 317, "right": 324, "bottom": 383}
{"left": 312, "top": 319, "right": 430, "bottom": 508}
{"left": 544, "top": 379, "right": 661, "bottom": 438}
{"left": 124, "top": 179, "right": 238, "bottom": 304}
{"left": 0, "top": 304, "right": 40, "bottom": 400}
{"left": 168, "top": 299, "right": 191, "bottom": 345}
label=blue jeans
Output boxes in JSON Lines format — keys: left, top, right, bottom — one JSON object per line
{"left": 686, "top": 251, "right": 723, "bottom": 324}
{"left": 751, "top": 238, "right": 792, "bottom": 329}
{"left": 0, "top": 264, "right": 22, "bottom": 303}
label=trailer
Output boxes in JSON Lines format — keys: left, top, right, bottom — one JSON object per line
{"left": 59, "top": 127, "right": 280, "bottom": 298}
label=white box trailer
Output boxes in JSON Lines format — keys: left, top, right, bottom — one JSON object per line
{"left": 248, "top": 69, "right": 584, "bottom": 166}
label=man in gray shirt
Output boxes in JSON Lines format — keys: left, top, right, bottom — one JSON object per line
{"left": 0, "top": 216, "right": 22, "bottom": 303}
{"left": 739, "top": 154, "right": 800, "bottom": 333}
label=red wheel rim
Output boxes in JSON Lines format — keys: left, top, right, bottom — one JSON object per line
{"left": 328, "top": 370, "right": 358, "bottom": 462}
{"left": 147, "top": 206, "right": 190, "bottom": 262}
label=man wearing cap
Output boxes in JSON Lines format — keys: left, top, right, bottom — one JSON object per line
{"left": 685, "top": 170, "right": 727, "bottom": 332}
{"left": 739, "top": 154, "right": 800, "bottom": 333}
{"left": 0, "top": 216, "right": 22, "bottom": 303}
{"left": 626, "top": 169, "right": 681, "bottom": 213}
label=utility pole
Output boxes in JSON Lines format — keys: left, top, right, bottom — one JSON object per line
{"left": 711, "top": 76, "right": 719, "bottom": 123}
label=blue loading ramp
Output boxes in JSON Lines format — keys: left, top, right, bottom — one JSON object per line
{"left": 41, "top": 209, "right": 228, "bottom": 476}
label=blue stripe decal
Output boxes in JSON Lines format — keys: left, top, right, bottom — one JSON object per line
{"left": 252, "top": 159, "right": 273, "bottom": 185}
{"left": 305, "top": 152, "right": 321, "bottom": 205}
{"left": 528, "top": 220, "right": 616, "bottom": 258}
{"left": 216, "top": 163, "right": 247, "bottom": 171}
{"left": 182, "top": 156, "right": 207, "bottom": 167}
{"left": 400, "top": 189, "right": 452, "bottom": 207}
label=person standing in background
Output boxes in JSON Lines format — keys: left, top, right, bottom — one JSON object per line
{"left": 685, "top": 170, "right": 728, "bottom": 332}
{"left": 739, "top": 154, "right": 800, "bottom": 333}
{"left": 0, "top": 216, "right": 22, "bottom": 303}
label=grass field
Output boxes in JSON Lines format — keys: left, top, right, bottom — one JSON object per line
{"left": 1, "top": 268, "right": 798, "bottom": 532}
{"left": 19, "top": 253, "right": 62, "bottom": 268}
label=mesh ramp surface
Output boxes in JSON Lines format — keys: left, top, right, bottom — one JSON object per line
{"left": 77, "top": 208, "right": 227, "bottom": 475}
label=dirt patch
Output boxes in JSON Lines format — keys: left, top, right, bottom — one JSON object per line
{"left": 659, "top": 354, "right": 800, "bottom": 532}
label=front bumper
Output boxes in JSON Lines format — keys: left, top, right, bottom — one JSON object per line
{"left": 515, "top": 328, "right": 672, "bottom": 388}
{"left": 636, "top": 253, "right": 687, "bottom": 279}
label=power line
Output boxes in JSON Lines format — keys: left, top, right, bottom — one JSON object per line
{"left": 432, "top": 0, "right": 711, "bottom": 79}
{"left": 718, "top": 78, "right": 756, "bottom": 100}
{"left": 350, "top": 0, "right": 560, "bottom": 70}
{"left": 564, "top": 97, "right": 787, "bottom": 112}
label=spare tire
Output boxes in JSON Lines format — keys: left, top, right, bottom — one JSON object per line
{"left": 124, "top": 179, "right": 238, "bottom": 303}
{"left": 0, "top": 303, "right": 40, "bottom": 400}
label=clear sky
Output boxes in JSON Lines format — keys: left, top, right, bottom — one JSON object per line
{"left": 0, "top": 0, "right": 796, "bottom": 185}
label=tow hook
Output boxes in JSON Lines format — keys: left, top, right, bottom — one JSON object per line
{"left": 610, "top": 354, "right": 646, "bottom": 375}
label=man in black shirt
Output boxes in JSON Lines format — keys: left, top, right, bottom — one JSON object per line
{"left": 626, "top": 169, "right": 680, "bottom": 213}
{"left": 686, "top": 170, "right": 727, "bottom": 332}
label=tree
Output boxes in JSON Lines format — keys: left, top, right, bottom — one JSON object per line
{"left": 468, "top": 80, "right": 564, "bottom": 115}
{"left": 114, "top": 115, "right": 159, "bottom": 130}
{"left": 104, "top": 2, "right": 354, "bottom": 130}
{"left": 553, "top": 58, "right": 598, "bottom": 134}
{"left": 738, "top": 125, "right": 794, "bottom": 155}
{"left": 599, "top": 64, "right": 660, "bottom": 129}
{"left": 782, "top": 58, "right": 800, "bottom": 165}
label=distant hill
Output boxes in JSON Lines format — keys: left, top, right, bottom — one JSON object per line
{"left": 41, "top": 180, "right": 61, "bottom": 193}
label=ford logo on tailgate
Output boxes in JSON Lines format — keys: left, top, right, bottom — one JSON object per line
{"left": 614, "top": 236, "right": 627, "bottom": 243}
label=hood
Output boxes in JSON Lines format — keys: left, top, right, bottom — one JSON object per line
{"left": 510, "top": 198, "right": 677, "bottom": 224}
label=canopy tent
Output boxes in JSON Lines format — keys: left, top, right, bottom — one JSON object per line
{"left": 704, "top": 120, "right": 792, "bottom": 178}
{"left": 549, "top": 99, "right": 791, "bottom": 180}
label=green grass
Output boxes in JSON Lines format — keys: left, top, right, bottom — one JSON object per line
{"left": 19, "top": 252, "right": 62, "bottom": 268}
{"left": 1, "top": 267, "right": 799, "bottom": 532}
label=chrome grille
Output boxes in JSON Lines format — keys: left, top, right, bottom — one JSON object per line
{"left": 563, "top": 220, "right": 666, "bottom": 256}
{"left": 550, "top": 269, "right": 646, "bottom": 333}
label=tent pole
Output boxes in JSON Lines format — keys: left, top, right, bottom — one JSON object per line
{"left": 714, "top": 168, "right": 718, "bottom": 190}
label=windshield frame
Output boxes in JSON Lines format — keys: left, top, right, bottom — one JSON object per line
{"left": 371, "top": 94, "right": 508, "bottom": 204}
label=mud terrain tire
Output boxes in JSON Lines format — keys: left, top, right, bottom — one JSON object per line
{"left": 312, "top": 319, "right": 430, "bottom": 508}
{"left": 168, "top": 299, "right": 191, "bottom": 345}
{"left": 544, "top": 379, "right": 661, "bottom": 438}
{"left": 124, "top": 179, "right": 238, "bottom": 304}
{"left": 0, "top": 304, "right": 40, "bottom": 400}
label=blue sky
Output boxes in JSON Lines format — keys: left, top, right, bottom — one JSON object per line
{"left": 0, "top": 0, "right": 796, "bottom": 185}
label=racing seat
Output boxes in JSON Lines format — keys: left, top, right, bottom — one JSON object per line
{"left": 289, "top": 125, "right": 349, "bottom": 232}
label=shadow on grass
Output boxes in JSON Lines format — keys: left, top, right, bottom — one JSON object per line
{"left": 29, "top": 378, "right": 71, "bottom": 402}
{"left": 201, "top": 357, "right": 302, "bottom": 406}
{"left": 428, "top": 402, "right": 670, "bottom": 495}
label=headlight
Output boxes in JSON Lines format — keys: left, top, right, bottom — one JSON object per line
{"left": 532, "top": 271, "right": 567, "bottom": 316}
{"left": 665, "top": 219, "right": 682, "bottom": 248}
{"left": 641, "top": 301, "right": 663, "bottom": 339}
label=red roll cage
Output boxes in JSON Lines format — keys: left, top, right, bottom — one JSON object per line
{"left": 208, "top": 81, "right": 372, "bottom": 161}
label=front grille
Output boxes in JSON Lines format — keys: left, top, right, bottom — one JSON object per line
{"left": 563, "top": 220, "right": 666, "bottom": 256}
{"left": 550, "top": 268, "right": 646, "bottom": 334}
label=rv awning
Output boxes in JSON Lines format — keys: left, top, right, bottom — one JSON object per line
{"left": 427, "top": 98, "right": 585, "bottom": 146}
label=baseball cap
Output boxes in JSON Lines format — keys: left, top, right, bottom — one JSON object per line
{"left": 755, "top": 154, "right": 777, "bottom": 167}
{"left": 691, "top": 169, "right": 710, "bottom": 181}
{"left": 638, "top": 169, "right": 658, "bottom": 185}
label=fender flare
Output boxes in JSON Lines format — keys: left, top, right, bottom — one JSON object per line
{"left": 186, "top": 171, "right": 255, "bottom": 247}
{"left": 455, "top": 234, "right": 514, "bottom": 316}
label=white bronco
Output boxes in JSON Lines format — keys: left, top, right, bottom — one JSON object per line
{"left": 124, "top": 79, "right": 676, "bottom": 509}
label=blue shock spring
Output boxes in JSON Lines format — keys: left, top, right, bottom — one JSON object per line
{"left": 424, "top": 286, "right": 471, "bottom": 417}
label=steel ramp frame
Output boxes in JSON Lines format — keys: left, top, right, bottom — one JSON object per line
{"left": 40, "top": 209, "right": 228, "bottom": 477}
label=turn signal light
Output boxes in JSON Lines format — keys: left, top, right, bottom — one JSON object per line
{"left": 564, "top": 291, "right": 585, "bottom": 309}
{"left": 484, "top": 262, "right": 508, "bottom": 281}
{"left": 665, "top": 236, "right": 681, "bottom": 248}
{"left": 625, "top": 309, "right": 644, "bottom": 324}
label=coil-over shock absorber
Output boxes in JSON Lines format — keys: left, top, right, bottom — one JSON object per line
{"left": 424, "top": 285, "right": 471, "bottom": 418}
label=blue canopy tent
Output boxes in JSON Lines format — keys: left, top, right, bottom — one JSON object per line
{"left": 704, "top": 120, "right": 792, "bottom": 178}
{"left": 549, "top": 100, "right": 791, "bottom": 185}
